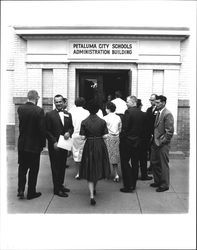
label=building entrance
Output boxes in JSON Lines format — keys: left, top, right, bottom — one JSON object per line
{"left": 78, "top": 69, "right": 130, "bottom": 110}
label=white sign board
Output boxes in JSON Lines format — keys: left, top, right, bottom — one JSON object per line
{"left": 69, "top": 40, "right": 139, "bottom": 60}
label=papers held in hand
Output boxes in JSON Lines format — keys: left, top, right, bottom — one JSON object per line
{"left": 57, "top": 135, "right": 73, "bottom": 151}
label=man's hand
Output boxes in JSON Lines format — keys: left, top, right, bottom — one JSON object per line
{"left": 64, "top": 132, "right": 70, "bottom": 140}
{"left": 54, "top": 142, "right": 59, "bottom": 151}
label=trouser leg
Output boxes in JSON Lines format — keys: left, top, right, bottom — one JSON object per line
{"left": 48, "top": 149, "right": 59, "bottom": 193}
{"left": 119, "top": 138, "right": 133, "bottom": 189}
{"left": 139, "top": 144, "right": 148, "bottom": 178}
{"left": 130, "top": 147, "right": 140, "bottom": 189}
{"left": 159, "top": 144, "right": 170, "bottom": 188}
{"left": 59, "top": 149, "right": 68, "bottom": 187}
{"left": 18, "top": 151, "right": 29, "bottom": 193}
{"left": 151, "top": 143, "right": 161, "bottom": 185}
{"left": 27, "top": 153, "right": 40, "bottom": 195}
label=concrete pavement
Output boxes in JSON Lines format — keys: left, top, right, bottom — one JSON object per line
{"left": 7, "top": 149, "right": 189, "bottom": 214}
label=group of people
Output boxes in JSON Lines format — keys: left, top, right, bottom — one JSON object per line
{"left": 17, "top": 90, "right": 174, "bottom": 206}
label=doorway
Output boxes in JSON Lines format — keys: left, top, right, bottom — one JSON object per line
{"left": 78, "top": 69, "right": 130, "bottom": 110}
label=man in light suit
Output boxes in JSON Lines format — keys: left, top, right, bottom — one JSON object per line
{"left": 46, "top": 94, "right": 74, "bottom": 197}
{"left": 150, "top": 95, "right": 174, "bottom": 192}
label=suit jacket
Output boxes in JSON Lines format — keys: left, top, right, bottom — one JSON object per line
{"left": 154, "top": 107, "right": 174, "bottom": 146}
{"left": 45, "top": 109, "right": 74, "bottom": 148}
{"left": 121, "top": 107, "right": 147, "bottom": 147}
{"left": 17, "top": 102, "right": 46, "bottom": 153}
{"left": 146, "top": 106, "right": 157, "bottom": 135}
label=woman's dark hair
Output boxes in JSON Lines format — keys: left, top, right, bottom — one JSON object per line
{"left": 75, "top": 97, "right": 86, "bottom": 107}
{"left": 86, "top": 99, "right": 100, "bottom": 114}
{"left": 106, "top": 101, "right": 116, "bottom": 113}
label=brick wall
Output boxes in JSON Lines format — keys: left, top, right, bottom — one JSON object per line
{"left": 176, "top": 100, "right": 190, "bottom": 155}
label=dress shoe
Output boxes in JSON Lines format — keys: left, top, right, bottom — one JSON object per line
{"left": 150, "top": 183, "right": 160, "bottom": 187}
{"left": 17, "top": 191, "right": 24, "bottom": 199}
{"left": 27, "top": 192, "right": 42, "bottom": 200}
{"left": 120, "top": 187, "right": 134, "bottom": 193}
{"left": 141, "top": 176, "right": 153, "bottom": 181}
{"left": 61, "top": 186, "right": 70, "bottom": 192}
{"left": 156, "top": 187, "right": 169, "bottom": 192}
{"left": 54, "top": 190, "right": 68, "bottom": 197}
{"left": 90, "top": 198, "right": 96, "bottom": 206}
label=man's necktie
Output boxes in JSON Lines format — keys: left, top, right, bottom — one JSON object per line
{"left": 155, "top": 111, "right": 160, "bottom": 125}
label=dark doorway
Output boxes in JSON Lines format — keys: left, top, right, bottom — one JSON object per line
{"left": 78, "top": 69, "right": 130, "bottom": 111}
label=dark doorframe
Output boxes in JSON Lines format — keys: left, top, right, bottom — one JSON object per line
{"left": 77, "top": 69, "right": 130, "bottom": 109}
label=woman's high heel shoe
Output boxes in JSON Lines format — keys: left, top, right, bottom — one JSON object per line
{"left": 113, "top": 175, "right": 120, "bottom": 182}
{"left": 90, "top": 198, "right": 96, "bottom": 206}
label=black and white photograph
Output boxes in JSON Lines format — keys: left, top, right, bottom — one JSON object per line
{"left": 0, "top": 1, "right": 196, "bottom": 249}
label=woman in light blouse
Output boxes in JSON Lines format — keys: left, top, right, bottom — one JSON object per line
{"left": 103, "top": 102, "right": 122, "bottom": 182}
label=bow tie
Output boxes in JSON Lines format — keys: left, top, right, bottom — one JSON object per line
{"left": 57, "top": 109, "right": 64, "bottom": 113}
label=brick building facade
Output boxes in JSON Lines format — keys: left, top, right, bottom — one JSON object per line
{"left": 6, "top": 26, "right": 191, "bottom": 155}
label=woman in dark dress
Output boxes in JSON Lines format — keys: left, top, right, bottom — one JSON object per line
{"left": 79, "top": 100, "right": 111, "bottom": 205}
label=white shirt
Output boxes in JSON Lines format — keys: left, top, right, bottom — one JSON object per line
{"left": 103, "top": 112, "right": 122, "bottom": 135}
{"left": 111, "top": 98, "right": 127, "bottom": 114}
{"left": 69, "top": 106, "right": 89, "bottom": 135}
{"left": 97, "top": 109, "right": 104, "bottom": 118}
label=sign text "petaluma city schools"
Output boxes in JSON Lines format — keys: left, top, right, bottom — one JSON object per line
{"left": 72, "top": 43, "right": 133, "bottom": 55}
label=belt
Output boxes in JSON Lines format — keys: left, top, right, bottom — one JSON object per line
{"left": 87, "top": 136, "right": 103, "bottom": 140}
{"left": 109, "top": 133, "right": 119, "bottom": 136}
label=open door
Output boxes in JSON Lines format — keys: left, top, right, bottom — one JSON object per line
{"left": 78, "top": 70, "right": 130, "bottom": 110}
{"left": 79, "top": 74, "right": 104, "bottom": 109}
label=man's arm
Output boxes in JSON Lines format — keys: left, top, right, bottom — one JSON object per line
{"left": 65, "top": 113, "right": 74, "bottom": 138}
{"left": 160, "top": 112, "right": 174, "bottom": 144}
{"left": 45, "top": 112, "right": 57, "bottom": 144}
{"left": 38, "top": 108, "right": 46, "bottom": 148}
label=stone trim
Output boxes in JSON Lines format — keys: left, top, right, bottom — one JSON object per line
{"left": 13, "top": 97, "right": 27, "bottom": 104}
{"left": 137, "top": 63, "right": 181, "bottom": 70}
{"left": 26, "top": 63, "right": 69, "bottom": 69}
{"left": 14, "top": 25, "right": 190, "bottom": 40}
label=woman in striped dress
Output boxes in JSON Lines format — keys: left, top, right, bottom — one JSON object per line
{"left": 103, "top": 102, "right": 122, "bottom": 182}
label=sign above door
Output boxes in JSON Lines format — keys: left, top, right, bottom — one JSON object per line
{"left": 69, "top": 40, "right": 139, "bottom": 60}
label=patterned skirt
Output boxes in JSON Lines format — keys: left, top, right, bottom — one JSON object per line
{"left": 105, "top": 134, "right": 120, "bottom": 165}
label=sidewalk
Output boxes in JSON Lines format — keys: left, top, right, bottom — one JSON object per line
{"left": 7, "top": 149, "right": 189, "bottom": 214}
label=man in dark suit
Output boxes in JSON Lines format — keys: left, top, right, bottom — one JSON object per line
{"left": 146, "top": 94, "right": 158, "bottom": 173}
{"left": 119, "top": 95, "right": 147, "bottom": 193}
{"left": 150, "top": 95, "right": 174, "bottom": 192}
{"left": 17, "top": 90, "right": 45, "bottom": 199}
{"left": 136, "top": 99, "right": 152, "bottom": 181}
{"left": 45, "top": 95, "right": 74, "bottom": 197}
